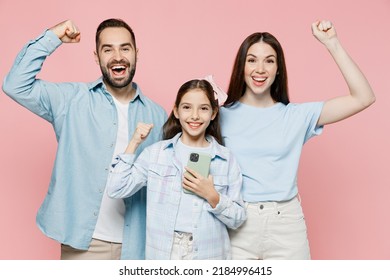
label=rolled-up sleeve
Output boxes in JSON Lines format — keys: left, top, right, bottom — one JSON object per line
{"left": 106, "top": 149, "right": 150, "bottom": 199}
{"left": 206, "top": 153, "right": 246, "bottom": 229}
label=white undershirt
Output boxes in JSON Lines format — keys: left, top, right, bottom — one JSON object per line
{"left": 93, "top": 97, "right": 128, "bottom": 243}
{"left": 174, "top": 138, "right": 212, "bottom": 233}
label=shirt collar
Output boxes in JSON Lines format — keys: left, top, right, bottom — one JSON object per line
{"left": 163, "top": 133, "right": 228, "bottom": 161}
{"left": 88, "top": 78, "right": 146, "bottom": 106}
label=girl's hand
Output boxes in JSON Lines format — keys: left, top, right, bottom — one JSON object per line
{"left": 124, "top": 123, "right": 153, "bottom": 154}
{"left": 132, "top": 123, "right": 154, "bottom": 144}
{"left": 182, "top": 167, "right": 220, "bottom": 208}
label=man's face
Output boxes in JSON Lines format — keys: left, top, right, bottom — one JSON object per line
{"left": 94, "top": 27, "right": 137, "bottom": 90}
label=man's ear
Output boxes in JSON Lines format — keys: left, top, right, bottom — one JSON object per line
{"left": 94, "top": 50, "right": 99, "bottom": 65}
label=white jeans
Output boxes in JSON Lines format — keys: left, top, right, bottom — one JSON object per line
{"left": 228, "top": 196, "right": 311, "bottom": 260}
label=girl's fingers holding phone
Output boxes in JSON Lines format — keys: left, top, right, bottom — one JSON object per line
{"left": 184, "top": 167, "right": 202, "bottom": 180}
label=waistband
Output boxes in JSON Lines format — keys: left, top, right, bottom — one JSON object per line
{"left": 245, "top": 195, "right": 300, "bottom": 211}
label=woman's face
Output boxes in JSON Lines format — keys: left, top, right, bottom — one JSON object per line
{"left": 174, "top": 89, "right": 217, "bottom": 146}
{"left": 243, "top": 41, "right": 278, "bottom": 100}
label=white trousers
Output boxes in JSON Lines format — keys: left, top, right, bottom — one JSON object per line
{"left": 228, "top": 196, "right": 311, "bottom": 260}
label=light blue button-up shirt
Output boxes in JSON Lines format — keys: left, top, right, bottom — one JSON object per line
{"left": 107, "top": 133, "right": 247, "bottom": 259}
{"left": 2, "top": 30, "right": 167, "bottom": 259}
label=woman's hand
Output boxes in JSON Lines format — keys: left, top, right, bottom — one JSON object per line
{"left": 311, "top": 20, "right": 337, "bottom": 46}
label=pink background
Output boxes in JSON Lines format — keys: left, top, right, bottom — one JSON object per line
{"left": 0, "top": 0, "right": 389, "bottom": 259}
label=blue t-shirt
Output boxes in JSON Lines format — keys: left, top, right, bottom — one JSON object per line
{"left": 220, "top": 101, "right": 324, "bottom": 202}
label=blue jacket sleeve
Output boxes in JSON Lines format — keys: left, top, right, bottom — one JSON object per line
{"left": 107, "top": 148, "right": 151, "bottom": 199}
{"left": 206, "top": 152, "right": 247, "bottom": 229}
{"left": 2, "top": 30, "right": 77, "bottom": 123}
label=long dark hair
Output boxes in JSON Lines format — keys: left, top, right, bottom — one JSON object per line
{"left": 224, "top": 32, "right": 289, "bottom": 107}
{"left": 163, "top": 79, "right": 223, "bottom": 144}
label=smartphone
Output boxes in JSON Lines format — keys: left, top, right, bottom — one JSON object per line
{"left": 183, "top": 152, "right": 212, "bottom": 194}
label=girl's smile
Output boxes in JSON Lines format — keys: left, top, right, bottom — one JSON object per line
{"left": 174, "top": 89, "right": 217, "bottom": 147}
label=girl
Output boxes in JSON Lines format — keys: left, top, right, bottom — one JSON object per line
{"left": 107, "top": 79, "right": 246, "bottom": 260}
{"left": 220, "top": 20, "right": 375, "bottom": 259}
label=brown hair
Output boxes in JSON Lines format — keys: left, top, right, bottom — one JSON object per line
{"left": 224, "top": 32, "right": 289, "bottom": 107}
{"left": 163, "top": 79, "right": 223, "bottom": 144}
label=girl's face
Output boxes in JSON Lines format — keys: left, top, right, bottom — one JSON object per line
{"left": 174, "top": 89, "right": 217, "bottom": 146}
{"left": 243, "top": 41, "right": 278, "bottom": 103}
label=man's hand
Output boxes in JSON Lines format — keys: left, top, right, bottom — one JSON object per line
{"left": 50, "top": 20, "right": 81, "bottom": 43}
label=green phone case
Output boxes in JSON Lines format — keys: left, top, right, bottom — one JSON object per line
{"left": 183, "top": 152, "right": 211, "bottom": 194}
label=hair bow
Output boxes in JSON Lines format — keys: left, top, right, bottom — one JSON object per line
{"left": 203, "top": 75, "right": 228, "bottom": 106}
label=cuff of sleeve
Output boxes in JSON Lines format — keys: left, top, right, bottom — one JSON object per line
{"left": 314, "top": 101, "right": 325, "bottom": 136}
{"left": 110, "top": 153, "right": 136, "bottom": 174}
{"left": 313, "top": 125, "right": 324, "bottom": 136}
{"left": 41, "top": 29, "right": 62, "bottom": 55}
{"left": 206, "top": 193, "right": 229, "bottom": 214}
{"left": 117, "top": 153, "right": 136, "bottom": 164}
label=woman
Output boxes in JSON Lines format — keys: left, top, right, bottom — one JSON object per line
{"left": 220, "top": 20, "right": 375, "bottom": 259}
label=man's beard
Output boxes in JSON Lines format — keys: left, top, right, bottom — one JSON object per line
{"left": 100, "top": 60, "right": 136, "bottom": 89}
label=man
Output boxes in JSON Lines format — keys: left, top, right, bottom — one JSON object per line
{"left": 2, "top": 19, "right": 167, "bottom": 259}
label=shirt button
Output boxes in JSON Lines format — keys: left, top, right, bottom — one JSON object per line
{"left": 93, "top": 212, "right": 98, "bottom": 216}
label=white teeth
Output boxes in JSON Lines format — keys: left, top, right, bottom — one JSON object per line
{"left": 253, "top": 77, "right": 266, "bottom": 82}
{"left": 112, "top": 66, "right": 125, "bottom": 70}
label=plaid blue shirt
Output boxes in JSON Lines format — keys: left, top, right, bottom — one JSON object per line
{"left": 107, "top": 133, "right": 246, "bottom": 259}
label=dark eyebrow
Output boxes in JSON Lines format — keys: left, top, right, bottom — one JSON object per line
{"left": 246, "top": 53, "right": 276, "bottom": 59}
{"left": 246, "top": 54, "right": 257, "bottom": 58}
{"left": 100, "top": 43, "right": 133, "bottom": 50}
{"left": 180, "top": 103, "right": 211, "bottom": 107}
